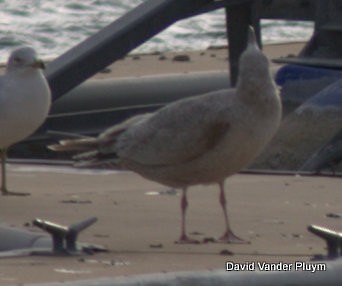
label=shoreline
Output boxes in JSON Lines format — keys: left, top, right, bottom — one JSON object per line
{"left": 0, "top": 42, "right": 306, "bottom": 79}
{"left": 92, "top": 42, "right": 306, "bottom": 80}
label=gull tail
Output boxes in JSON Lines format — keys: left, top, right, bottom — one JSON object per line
{"left": 49, "top": 137, "right": 120, "bottom": 169}
{"left": 48, "top": 137, "right": 99, "bottom": 152}
{"left": 48, "top": 127, "right": 123, "bottom": 169}
{"left": 49, "top": 113, "right": 152, "bottom": 168}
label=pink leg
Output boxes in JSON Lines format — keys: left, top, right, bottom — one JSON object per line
{"left": 218, "top": 182, "right": 249, "bottom": 244}
{"left": 175, "top": 188, "right": 199, "bottom": 244}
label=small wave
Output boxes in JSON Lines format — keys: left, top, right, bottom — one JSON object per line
{"left": 0, "top": 1, "right": 313, "bottom": 61}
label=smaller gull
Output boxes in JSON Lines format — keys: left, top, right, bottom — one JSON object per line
{"left": 0, "top": 47, "right": 51, "bottom": 196}
{"left": 49, "top": 27, "right": 281, "bottom": 243}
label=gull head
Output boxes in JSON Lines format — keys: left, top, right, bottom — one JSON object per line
{"left": 240, "top": 26, "right": 265, "bottom": 61}
{"left": 247, "top": 26, "right": 258, "bottom": 49}
{"left": 6, "top": 46, "right": 45, "bottom": 73}
{"left": 238, "top": 26, "right": 270, "bottom": 82}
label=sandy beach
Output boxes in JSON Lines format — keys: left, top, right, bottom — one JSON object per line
{"left": 91, "top": 42, "right": 305, "bottom": 79}
{"left": 0, "top": 164, "right": 341, "bottom": 285}
{"left": 1, "top": 42, "right": 341, "bottom": 285}
{"left": 0, "top": 42, "right": 305, "bottom": 79}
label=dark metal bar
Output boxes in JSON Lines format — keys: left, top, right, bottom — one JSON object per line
{"left": 45, "top": 0, "right": 319, "bottom": 101}
{"left": 185, "top": 0, "right": 316, "bottom": 20}
{"left": 181, "top": 0, "right": 252, "bottom": 18}
{"left": 259, "top": 0, "right": 315, "bottom": 21}
{"left": 226, "top": 1, "right": 260, "bottom": 86}
{"left": 46, "top": 0, "right": 212, "bottom": 101}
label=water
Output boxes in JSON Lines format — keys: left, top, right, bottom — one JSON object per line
{"left": 0, "top": 0, "right": 314, "bottom": 62}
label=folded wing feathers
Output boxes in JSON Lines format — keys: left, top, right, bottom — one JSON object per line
{"left": 48, "top": 113, "right": 152, "bottom": 167}
{"left": 48, "top": 137, "right": 99, "bottom": 152}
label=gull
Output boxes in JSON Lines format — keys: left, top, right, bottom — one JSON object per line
{"left": 0, "top": 47, "right": 51, "bottom": 196}
{"left": 49, "top": 27, "right": 281, "bottom": 243}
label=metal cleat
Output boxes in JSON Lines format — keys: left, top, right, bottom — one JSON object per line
{"left": 308, "top": 224, "right": 342, "bottom": 259}
{"left": 33, "top": 217, "right": 98, "bottom": 254}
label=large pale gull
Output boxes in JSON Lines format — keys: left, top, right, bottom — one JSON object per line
{"left": 0, "top": 47, "right": 51, "bottom": 196}
{"left": 50, "top": 27, "right": 281, "bottom": 243}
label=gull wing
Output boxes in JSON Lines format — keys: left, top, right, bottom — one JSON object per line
{"left": 101, "top": 89, "right": 234, "bottom": 166}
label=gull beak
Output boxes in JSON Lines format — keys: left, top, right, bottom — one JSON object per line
{"left": 30, "top": 59, "right": 46, "bottom": 70}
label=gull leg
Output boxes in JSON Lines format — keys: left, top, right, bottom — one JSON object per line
{"left": 218, "top": 181, "right": 249, "bottom": 244}
{"left": 175, "top": 188, "right": 199, "bottom": 244}
{"left": 1, "top": 149, "right": 30, "bottom": 196}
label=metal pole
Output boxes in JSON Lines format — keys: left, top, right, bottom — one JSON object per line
{"left": 225, "top": 1, "right": 260, "bottom": 86}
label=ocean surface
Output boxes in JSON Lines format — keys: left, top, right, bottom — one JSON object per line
{"left": 0, "top": 0, "right": 314, "bottom": 62}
